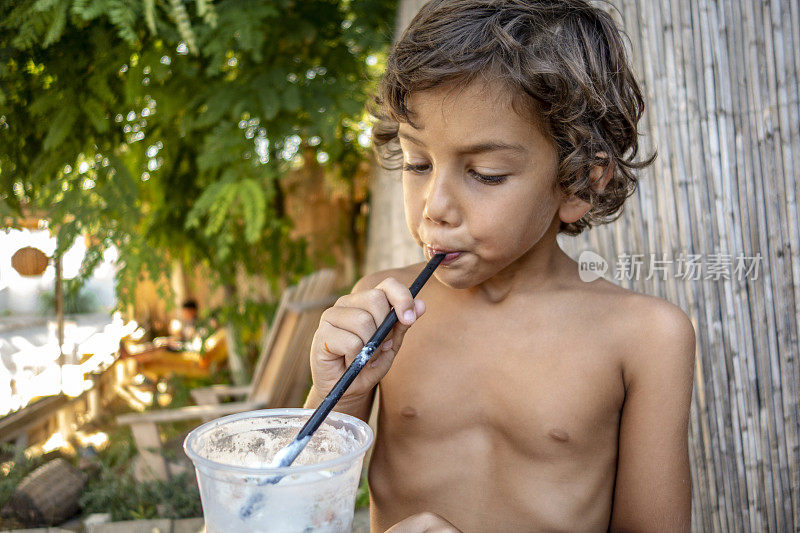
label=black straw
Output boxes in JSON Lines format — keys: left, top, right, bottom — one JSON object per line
{"left": 238, "top": 253, "right": 445, "bottom": 519}
{"left": 276, "top": 252, "right": 445, "bottom": 467}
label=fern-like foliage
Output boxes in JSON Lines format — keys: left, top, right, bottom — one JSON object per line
{"left": 168, "top": 0, "right": 197, "bottom": 54}
{"left": 0, "top": 0, "right": 397, "bottom": 355}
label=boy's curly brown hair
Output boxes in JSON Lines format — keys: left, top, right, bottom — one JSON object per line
{"left": 368, "top": 0, "right": 656, "bottom": 235}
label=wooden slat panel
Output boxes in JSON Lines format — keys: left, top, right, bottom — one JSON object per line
{"left": 555, "top": 0, "right": 800, "bottom": 529}
{"left": 128, "top": 421, "right": 168, "bottom": 481}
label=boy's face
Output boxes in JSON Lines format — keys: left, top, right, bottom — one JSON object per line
{"left": 398, "top": 80, "right": 564, "bottom": 290}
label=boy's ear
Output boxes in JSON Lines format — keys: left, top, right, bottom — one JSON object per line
{"left": 558, "top": 152, "right": 613, "bottom": 224}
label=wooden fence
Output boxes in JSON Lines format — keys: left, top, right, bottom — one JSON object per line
{"left": 366, "top": 0, "right": 799, "bottom": 530}
{"left": 559, "top": 1, "right": 799, "bottom": 530}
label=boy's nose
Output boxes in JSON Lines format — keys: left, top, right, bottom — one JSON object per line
{"left": 423, "top": 171, "right": 459, "bottom": 226}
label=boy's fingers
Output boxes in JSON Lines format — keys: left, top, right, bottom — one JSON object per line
{"left": 386, "top": 323, "right": 409, "bottom": 357}
{"left": 322, "top": 306, "right": 377, "bottom": 346}
{"left": 314, "top": 321, "right": 364, "bottom": 362}
{"left": 336, "top": 289, "right": 391, "bottom": 329}
{"left": 375, "top": 277, "right": 418, "bottom": 325}
{"left": 414, "top": 298, "right": 426, "bottom": 317}
{"left": 367, "top": 344, "right": 398, "bottom": 373}
{"left": 368, "top": 298, "right": 424, "bottom": 368}
{"left": 341, "top": 283, "right": 414, "bottom": 328}
{"left": 320, "top": 283, "right": 426, "bottom": 369}
{"left": 386, "top": 298, "right": 425, "bottom": 347}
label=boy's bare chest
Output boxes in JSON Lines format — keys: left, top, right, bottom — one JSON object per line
{"left": 380, "top": 306, "right": 626, "bottom": 456}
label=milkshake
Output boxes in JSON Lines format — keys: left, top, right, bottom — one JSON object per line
{"left": 184, "top": 408, "right": 373, "bottom": 532}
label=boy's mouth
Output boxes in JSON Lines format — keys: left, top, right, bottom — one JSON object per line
{"left": 425, "top": 245, "right": 462, "bottom": 265}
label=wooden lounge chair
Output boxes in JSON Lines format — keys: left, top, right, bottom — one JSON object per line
{"left": 116, "top": 269, "right": 338, "bottom": 481}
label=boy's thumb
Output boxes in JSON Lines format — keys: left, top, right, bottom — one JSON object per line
{"left": 390, "top": 299, "right": 425, "bottom": 342}
{"left": 402, "top": 298, "right": 425, "bottom": 324}
{"left": 397, "top": 298, "right": 424, "bottom": 325}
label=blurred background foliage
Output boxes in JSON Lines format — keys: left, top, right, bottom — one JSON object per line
{"left": 0, "top": 0, "right": 397, "bottom": 380}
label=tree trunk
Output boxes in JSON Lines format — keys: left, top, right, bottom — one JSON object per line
{"left": 223, "top": 284, "right": 248, "bottom": 386}
{"left": 170, "top": 259, "right": 187, "bottom": 311}
{"left": 363, "top": 0, "right": 428, "bottom": 275}
{"left": 54, "top": 255, "right": 64, "bottom": 364}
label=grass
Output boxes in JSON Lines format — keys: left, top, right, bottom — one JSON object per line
{"left": 356, "top": 475, "right": 370, "bottom": 509}
{"left": 77, "top": 424, "right": 202, "bottom": 521}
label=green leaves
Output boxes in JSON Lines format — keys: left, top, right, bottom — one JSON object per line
{"left": 82, "top": 97, "right": 110, "bottom": 133}
{"left": 186, "top": 177, "right": 267, "bottom": 244}
{"left": 44, "top": 106, "right": 79, "bottom": 150}
{"left": 71, "top": 0, "right": 107, "bottom": 21}
{"left": 41, "top": 0, "right": 68, "bottom": 47}
{"left": 281, "top": 82, "right": 301, "bottom": 112}
{"left": 106, "top": 0, "right": 139, "bottom": 44}
{"left": 168, "top": 0, "right": 197, "bottom": 54}
{"left": 259, "top": 90, "right": 280, "bottom": 120}
{"left": 78, "top": 428, "right": 202, "bottom": 522}
{"left": 1, "top": 0, "right": 396, "bottom": 318}
{"left": 186, "top": 179, "right": 232, "bottom": 234}
{"left": 239, "top": 178, "right": 266, "bottom": 243}
{"left": 195, "top": 123, "right": 242, "bottom": 171}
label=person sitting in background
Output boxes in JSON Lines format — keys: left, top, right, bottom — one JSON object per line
{"left": 166, "top": 299, "right": 203, "bottom": 351}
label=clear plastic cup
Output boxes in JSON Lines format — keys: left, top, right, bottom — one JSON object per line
{"left": 183, "top": 408, "right": 373, "bottom": 533}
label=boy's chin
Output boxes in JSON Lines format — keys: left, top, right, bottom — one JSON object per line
{"left": 433, "top": 267, "right": 484, "bottom": 290}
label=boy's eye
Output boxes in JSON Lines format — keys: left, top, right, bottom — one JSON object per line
{"left": 402, "top": 163, "right": 508, "bottom": 185}
{"left": 402, "top": 163, "right": 430, "bottom": 174}
{"left": 468, "top": 169, "right": 508, "bottom": 185}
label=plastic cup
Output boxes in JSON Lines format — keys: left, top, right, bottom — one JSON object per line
{"left": 183, "top": 408, "right": 373, "bottom": 533}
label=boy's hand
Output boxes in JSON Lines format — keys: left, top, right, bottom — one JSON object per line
{"left": 310, "top": 277, "right": 426, "bottom": 402}
{"left": 385, "top": 512, "right": 462, "bottom": 532}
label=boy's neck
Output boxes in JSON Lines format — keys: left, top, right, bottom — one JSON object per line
{"left": 467, "top": 219, "right": 571, "bottom": 304}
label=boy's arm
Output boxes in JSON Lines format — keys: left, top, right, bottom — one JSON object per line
{"left": 303, "top": 267, "right": 421, "bottom": 424}
{"left": 610, "top": 300, "right": 696, "bottom": 532}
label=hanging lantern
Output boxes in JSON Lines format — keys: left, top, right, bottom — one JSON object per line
{"left": 11, "top": 247, "right": 50, "bottom": 277}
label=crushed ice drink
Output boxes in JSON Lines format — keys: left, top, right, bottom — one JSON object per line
{"left": 184, "top": 408, "right": 373, "bottom": 532}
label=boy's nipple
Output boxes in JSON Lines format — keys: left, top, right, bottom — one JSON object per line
{"left": 400, "top": 406, "right": 418, "bottom": 418}
{"left": 547, "top": 428, "right": 570, "bottom": 442}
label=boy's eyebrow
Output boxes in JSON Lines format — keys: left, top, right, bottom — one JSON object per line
{"left": 398, "top": 131, "right": 527, "bottom": 155}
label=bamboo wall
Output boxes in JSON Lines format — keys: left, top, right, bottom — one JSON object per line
{"left": 558, "top": 1, "right": 799, "bottom": 529}
{"left": 365, "top": 0, "right": 799, "bottom": 530}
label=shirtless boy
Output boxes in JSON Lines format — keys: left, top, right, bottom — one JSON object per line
{"left": 304, "top": 1, "right": 696, "bottom": 531}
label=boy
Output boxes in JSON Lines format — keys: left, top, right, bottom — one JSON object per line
{"left": 304, "top": 1, "right": 696, "bottom": 531}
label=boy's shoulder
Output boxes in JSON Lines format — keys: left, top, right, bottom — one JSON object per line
{"left": 355, "top": 263, "right": 695, "bottom": 334}
{"left": 353, "top": 265, "right": 695, "bottom": 383}
{"left": 582, "top": 278, "right": 696, "bottom": 389}
{"left": 581, "top": 276, "right": 692, "bottom": 322}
